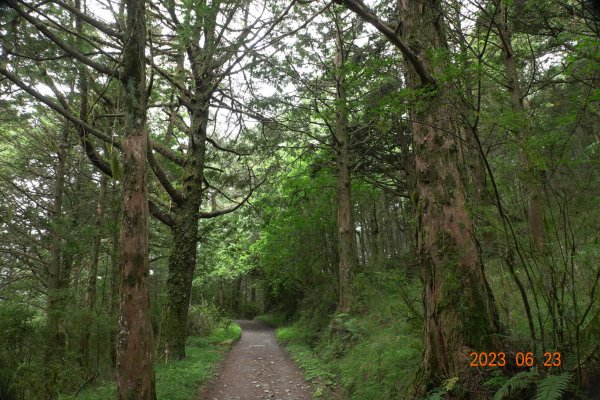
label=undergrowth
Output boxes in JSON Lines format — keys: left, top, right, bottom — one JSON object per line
{"left": 255, "top": 313, "right": 288, "bottom": 327}
{"left": 59, "top": 321, "right": 241, "bottom": 400}
{"left": 272, "top": 271, "right": 423, "bottom": 399}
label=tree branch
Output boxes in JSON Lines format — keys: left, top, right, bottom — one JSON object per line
{"left": 334, "top": 0, "right": 435, "bottom": 85}
{"left": 147, "top": 147, "right": 184, "bottom": 204}
{"left": 198, "top": 175, "right": 265, "bottom": 218}
{"left": 148, "top": 199, "right": 176, "bottom": 227}
{"left": 5, "top": 0, "right": 121, "bottom": 79}
{"left": 50, "top": 0, "right": 123, "bottom": 39}
{"left": 0, "top": 65, "right": 185, "bottom": 167}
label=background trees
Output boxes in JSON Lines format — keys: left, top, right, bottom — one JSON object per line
{"left": 1, "top": 0, "right": 599, "bottom": 399}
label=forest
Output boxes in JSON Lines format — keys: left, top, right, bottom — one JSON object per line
{"left": 0, "top": 0, "right": 599, "bottom": 399}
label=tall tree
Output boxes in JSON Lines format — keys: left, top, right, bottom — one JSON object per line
{"left": 81, "top": 176, "right": 107, "bottom": 367}
{"left": 44, "top": 118, "right": 71, "bottom": 400}
{"left": 147, "top": 0, "right": 267, "bottom": 358}
{"left": 115, "top": 0, "right": 156, "bottom": 398}
{"left": 333, "top": 12, "right": 357, "bottom": 313}
{"left": 338, "top": 0, "right": 501, "bottom": 395}
{"left": 495, "top": 0, "right": 547, "bottom": 252}
{"left": 0, "top": 0, "right": 260, "bottom": 363}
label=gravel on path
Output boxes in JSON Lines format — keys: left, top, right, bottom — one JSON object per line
{"left": 199, "top": 320, "right": 312, "bottom": 400}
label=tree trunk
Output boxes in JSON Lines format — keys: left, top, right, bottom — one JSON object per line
{"left": 116, "top": 0, "right": 156, "bottom": 398}
{"left": 77, "top": 0, "right": 106, "bottom": 365}
{"left": 396, "top": 1, "right": 502, "bottom": 395}
{"left": 162, "top": 205, "right": 200, "bottom": 359}
{"left": 334, "top": 20, "right": 357, "bottom": 314}
{"left": 497, "top": 2, "right": 546, "bottom": 252}
{"left": 109, "top": 180, "right": 121, "bottom": 370}
{"left": 44, "top": 119, "right": 70, "bottom": 400}
{"left": 81, "top": 175, "right": 107, "bottom": 367}
{"left": 413, "top": 91, "right": 501, "bottom": 396}
{"left": 369, "top": 203, "right": 378, "bottom": 265}
{"left": 161, "top": 102, "right": 207, "bottom": 359}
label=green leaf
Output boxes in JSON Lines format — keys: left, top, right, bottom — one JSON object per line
{"left": 110, "top": 151, "right": 123, "bottom": 181}
{"left": 312, "top": 387, "right": 323, "bottom": 398}
{"left": 494, "top": 370, "right": 538, "bottom": 400}
{"left": 534, "top": 373, "right": 570, "bottom": 400}
{"left": 6, "top": 205, "right": 13, "bottom": 224}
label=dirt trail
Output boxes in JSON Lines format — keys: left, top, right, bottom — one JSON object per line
{"left": 199, "top": 320, "right": 312, "bottom": 400}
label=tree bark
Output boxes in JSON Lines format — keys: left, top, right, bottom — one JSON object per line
{"left": 397, "top": 1, "right": 501, "bottom": 395}
{"left": 77, "top": 0, "right": 106, "bottom": 365}
{"left": 115, "top": 0, "right": 156, "bottom": 398}
{"left": 161, "top": 102, "right": 207, "bottom": 359}
{"left": 44, "top": 119, "right": 70, "bottom": 400}
{"left": 337, "top": 0, "right": 502, "bottom": 395}
{"left": 334, "top": 19, "right": 357, "bottom": 314}
{"left": 109, "top": 180, "right": 121, "bottom": 370}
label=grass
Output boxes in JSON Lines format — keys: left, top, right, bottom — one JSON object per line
{"left": 60, "top": 321, "right": 241, "bottom": 400}
{"left": 275, "top": 325, "right": 336, "bottom": 399}
{"left": 267, "top": 271, "right": 424, "bottom": 400}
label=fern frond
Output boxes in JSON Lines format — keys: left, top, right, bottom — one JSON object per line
{"left": 425, "top": 391, "right": 445, "bottom": 400}
{"left": 493, "top": 370, "right": 538, "bottom": 400}
{"left": 534, "top": 373, "right": 571, "bottom": 400}
{"left": 562, "top": 353, "right": 578, "bottom": 371}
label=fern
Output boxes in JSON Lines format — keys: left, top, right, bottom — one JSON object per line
{"left": 484, "top": 371, "right": 508, "bottom": 389}
{"left": 425, "top": 391, "right": 445, "bottom": 400}
{"left": 426, "top": 377, "right": 459, "bottom": 400}
{"left": 494, "top": 370, "right": 538, "bottom": 400}
{"left": 562, "top": 353, "right": 578, "bottom": 372}
{"left": 534, "top": 373, "right": 571, "bottom": 400}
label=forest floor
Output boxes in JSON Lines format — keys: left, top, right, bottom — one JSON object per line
{"left": 199, "top": 320, "right": 313, "bottom": 400}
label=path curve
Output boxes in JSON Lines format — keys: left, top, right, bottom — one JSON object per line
{"left": 200, "top": 320, "right": 312, "bottom": 400}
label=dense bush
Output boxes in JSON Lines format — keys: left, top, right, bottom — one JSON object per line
{"left": 0, "top": 301, "right": 44, "bottom": 399}
{"left": 187, "top": 301, "right": 222, "bottom": 336}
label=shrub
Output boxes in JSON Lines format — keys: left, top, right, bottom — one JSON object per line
{"left": 187, "top": 301, "right": 221, "bottom": 336}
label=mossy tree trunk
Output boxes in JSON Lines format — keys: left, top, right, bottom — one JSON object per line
{"left": 400, "top": 1, "right": 501, "bottom": 396}
{"left": 116, "top": 0, "right": 156, "bottom": 398}
{"left": 412, "top": 89, "right": 501, "bottom": 397}
{"left": 160, "top": 85, "right": 209, "bottom": 359}
{"left": 109, "top": 180, "right": 121, "bottom": 370}
{"left": 338, "top": 0, "right": 502, "bottom": 396}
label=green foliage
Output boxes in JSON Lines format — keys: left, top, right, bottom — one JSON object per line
{"left": 426, "top": 377, "right": 459, "bottom": 400}
{"left": 276, "top": 325, "right": 316, "bottom": 346}
{"left": 534, "top": 373, "right": 571, "bottom": 400}
{"left": 2, "top": 0, "right": 600, "bottom": 397}
{"left": 491, "top": 371, "right": 573, "bottom": 400}
{"left": 275, "top": 325, "right": 336, "bottom": 399}
{"left": 274, "top": 271, "right": 423, "bottom": 400}
{"left": 0, "top": 301, "right": 44, "bottom": 398}
{"left": 493, "top": 370, "right": 538, "bottom": 400}
{"left": 187, "top": 301, "right": 221, "bottom": 336}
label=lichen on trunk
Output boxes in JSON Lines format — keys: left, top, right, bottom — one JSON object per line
{"left": 160, "top": 102, "right": 207, "bottom": 359}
